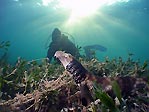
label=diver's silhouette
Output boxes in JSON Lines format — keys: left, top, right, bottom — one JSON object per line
{"left": 83, "top": 44, "right": 107, "bottom": 59}
{"left": 47, "top": 28, "right": 80, "bottom": 62}
{"left": 47, "top": 28, "right": 107, "bottom": 62}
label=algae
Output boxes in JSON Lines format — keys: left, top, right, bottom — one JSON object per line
{"left": 0, "top": 49, "right": 149, "bottom": 111}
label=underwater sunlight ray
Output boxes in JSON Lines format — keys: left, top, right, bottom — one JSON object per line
{"left": 41, "top": 0, "right": 130, "bottom": 23}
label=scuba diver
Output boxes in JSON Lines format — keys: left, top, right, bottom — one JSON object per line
{"left": 47, "top": 28, "right": 80, "bottom": 63}
{"left": 47, "top": 28, "right": 107, "bottom": 62}
{"left": 83, "top": 44, "right": 107, "bottom": 60}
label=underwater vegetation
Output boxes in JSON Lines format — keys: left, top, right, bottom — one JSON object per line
{"left": 0, "top": 41, "right": 10, "bottom": 64}
{"left": 0, "top": 45, "right": 149, "bottom": 112}
{"left": 0, "top": 41, "right": 10, "bottom": 51}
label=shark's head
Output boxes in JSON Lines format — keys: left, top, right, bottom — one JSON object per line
{"left": 54, "top": 51, "right": 73, "bottom": 69}
{"left": 55, "top": 51, "right": 87, "bottom": 84}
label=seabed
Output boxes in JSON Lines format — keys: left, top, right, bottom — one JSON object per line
{"left": 0, "top": 53, "right": 149, "bottom": 112}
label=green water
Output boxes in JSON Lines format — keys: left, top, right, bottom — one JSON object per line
{"left": 0, "top": 0, "right": 149, "bottom": 64}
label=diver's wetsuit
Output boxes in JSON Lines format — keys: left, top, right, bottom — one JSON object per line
{"left": 47, "top": 28, "right": 80, "bottom": 62}
{"left": 47, "top": 28, "right": 107, "bottom": 62}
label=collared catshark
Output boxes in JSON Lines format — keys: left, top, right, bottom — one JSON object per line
{"left": 54, "top": 51, "right": 149, "bottom": 106}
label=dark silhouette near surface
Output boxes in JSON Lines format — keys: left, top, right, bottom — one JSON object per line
{"left": 47, "top": 28, "right": 107, "bottom": 62}
{"left": 47, "top": 28, "right": 80, "bottom": 62}
{"left": 83, "top": 44, "right": 107, "bottom": 59}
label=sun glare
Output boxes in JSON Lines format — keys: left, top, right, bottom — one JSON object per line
{"left": 41, "top": 0, "right": 130, "bottom": 24}
{"left": 61, "top": 0, "right": 101, "bottom": 17}
{"left": 59, "top": 0, "right": 108, "bottom": 23}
